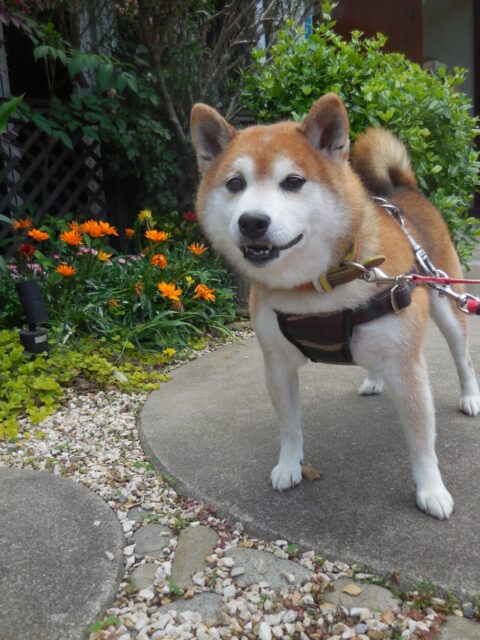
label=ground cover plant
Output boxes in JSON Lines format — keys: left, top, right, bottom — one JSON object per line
{"left": 241, "top": 1, "right": 480, "bottom": 265}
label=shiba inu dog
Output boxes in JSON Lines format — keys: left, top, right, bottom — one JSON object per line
{"left": 190, "top": 93, "right": 480, "bottom": 519}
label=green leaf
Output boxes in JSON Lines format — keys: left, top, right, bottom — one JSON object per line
{"left": 117, "top": 73, "right": 128, "bottom": 93}
{"left": 55, "top": 130, "right": 74, "bottom": 150}
{"left": 83, "top": 126, "right": 100, "bottom": 141}
{"left": 0, "top": 255, "right": 8, "bottom": 276}
{"left": 0, "top": 213, "right": 13, "bottom": 225}
{"left": 33, "top": 45, "right": 49, "bottom": 61}
{"left": 99, "top": 63, "right": 114, "bottom": 90}
{"left": 0, "top": 95, "right": 23, "bottom": 134}
{"left": 125, "top": 75, "right": 138, "bottom": 93}
{"left": 168, "top": 576, "right": 183, "bottom": 596}
{"left": 48, "top": 272, "right": 63, "bottom": 285}
{"left": 68, "top": 55, "right": 86, "bottom": 77}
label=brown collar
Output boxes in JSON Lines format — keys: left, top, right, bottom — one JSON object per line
{"left": 296, "top": 234, "right": 385, "bottom": 292}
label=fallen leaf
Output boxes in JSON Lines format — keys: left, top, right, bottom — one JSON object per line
{"left": 240, "top": 540, "right": 254, "bottom": 548}
{"left": 301, "top": 462, "right": 323, "bottom": 483}
{"left": 342, "top": 583, "right": 362, "bottom": 596}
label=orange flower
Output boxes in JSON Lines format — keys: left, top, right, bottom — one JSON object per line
{"left": 28, "top": 228, "right": 49, "bottom": 242}
{"left": 133, "top": 282, "right": 144, "bottom": 297}
{"left": 125, "top": 228, "right": 135, "bottom": 238}
{"left": 145, "top": 229, "right": 169, "bottom": 243}
{"left": 99, "top": 221, "right": 118, "bottom": 237}
{"left": 68, "top": 221, "right": 80, "bottom": 230}
{"left": 60, "top": 229, "right": 84, "bottom": 246}
{"left": 158, "top": 281, "right": 182, "bottom": 302}
{"left": 78, "top": 219, "right": 105, "bottom": 238}
{"left": 109, "top": 298, "right": 120, "bottom": 308}
{"left": 56, "top": 264, "right": 76, "bottom": 277}
{"left": 188, "top": 242, "right": 208, "bottom": 256}
{"left": 193, "top": 284, "right": 216, "bottom": 302}
{"left": 151, "top": 254, "right": 167, "bottom": 269}
{"left": 12, "top": 218, "right": 32, "bottom": 231}
{"left": 98, "top": 251, "right": 113, "bottom": 261}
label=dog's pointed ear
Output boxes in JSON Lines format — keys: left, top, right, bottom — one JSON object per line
{"left": 191, "top": 104, "right": 236, "bottom": 174}
{"left": 299, "top": 93, "right": 350, "bottom": 163}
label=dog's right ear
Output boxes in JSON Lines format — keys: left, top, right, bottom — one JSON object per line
{"left": 190, "top": 104, "right": 236, "bottom": 174}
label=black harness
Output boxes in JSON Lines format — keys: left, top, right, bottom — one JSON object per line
{"left": 276, "top": 281, "right": 413, "bottom": 364}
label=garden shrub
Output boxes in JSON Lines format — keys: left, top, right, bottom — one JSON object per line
{"left": 241, "top": 3, "right": 480, "bottom": 265}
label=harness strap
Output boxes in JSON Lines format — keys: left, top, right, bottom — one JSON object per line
{"left": 277, "top": 282, "right": 413, "bottom": 364}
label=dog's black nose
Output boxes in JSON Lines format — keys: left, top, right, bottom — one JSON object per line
{"left": 238, "top": 212, "right": 271, "bottom": 240}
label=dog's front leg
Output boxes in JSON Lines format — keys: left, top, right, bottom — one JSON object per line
{"left": 264, "top": 351, "right": 303, "bottom": 491}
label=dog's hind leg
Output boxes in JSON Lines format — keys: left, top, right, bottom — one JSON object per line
{"left": 386, "top": 352, "right": 454, "bottom": 519}
{"left": 358, "top": 372, "right": 384, "bottom": 395}
{"left": 430, "top": 293, "right": 480, "bottom": 416}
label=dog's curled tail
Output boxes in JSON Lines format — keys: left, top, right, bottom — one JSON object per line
{"left": 351, "top": 128, "right": 417, "bottom": 196}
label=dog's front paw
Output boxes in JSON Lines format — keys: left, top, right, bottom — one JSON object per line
{"left": 358, "top": 375, "right": 384, "bottom": 396}
{"left": 271, "top": 461, "right": 302, "bottom": 491}
{"left": 416, "top": 486, "right": 454, "bottom": 520}
{"left": 459, "top": 394, "right": 480, "bottom": 416}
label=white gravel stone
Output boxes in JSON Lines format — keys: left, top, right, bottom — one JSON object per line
{"left": 223, "top": 585, "right": 236, "bottom": 599}
{"left": 220, "top": 557, "right": 235, "bottom": 568}
{"left": 258, "top": 621, "right": 272, "bottom": 640}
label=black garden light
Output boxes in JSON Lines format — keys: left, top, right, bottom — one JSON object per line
{"left": 16, "top": 279, "right": 49, "bottom": 355}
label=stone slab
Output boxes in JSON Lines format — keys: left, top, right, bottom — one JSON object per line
{"left": 440, "top": 616, "right": 480, "bottom": 639}
{"left": 133, "top": 524, "right": 172, "bottom": 556}
{"left": 324, "top": 578, "right": 401, "bottom": 611}
{"left": 161, "top": 592, "right": 225, "bottom": 623}
{"left": 225, "top": 548, "right": 310, "bottom": 590}
{"left": 171, "top": 525, "right": 219, "bottom": 588}
{"left": 131, "top": 563, "right": 158, "bottom": 590}
{"left": 0, "top": 467, "right": 124, "bottom": 640}
{"left": 139, "top": 264, "right": 480, "bottom": 598}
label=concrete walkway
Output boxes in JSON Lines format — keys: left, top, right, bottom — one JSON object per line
{"left": 0, "top": 468, "right": 124, "bottom": 640}
{"left": 139, "top": 266, "right": 480, "bottom": 600}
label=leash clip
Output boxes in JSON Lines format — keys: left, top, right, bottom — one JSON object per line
{"left": 456, "top": 293, "right": 479, "bottom": 315}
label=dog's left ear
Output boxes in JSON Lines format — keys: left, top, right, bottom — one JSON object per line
{"left": 300, "top": 93, "right": 350, "bottom": 163}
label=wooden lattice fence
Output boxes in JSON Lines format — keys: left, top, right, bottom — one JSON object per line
{"left": 0, "top": 111, "right": 106, "bottom": 257}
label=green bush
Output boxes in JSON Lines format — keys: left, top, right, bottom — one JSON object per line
{"left": 241, "top": 3, "right": 480, "bottom": 265}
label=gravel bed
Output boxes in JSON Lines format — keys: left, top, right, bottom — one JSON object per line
{"left": 0, "top": 332, "right": 470, "bottom": 639}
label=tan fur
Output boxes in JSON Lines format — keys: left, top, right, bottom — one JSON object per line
{"left": 352, "top": 128, "right": 417, "bottom": 195}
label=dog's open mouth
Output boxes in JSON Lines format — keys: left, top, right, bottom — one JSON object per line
{"left": 241, "top": 234, "right": 303, "bottom": 265}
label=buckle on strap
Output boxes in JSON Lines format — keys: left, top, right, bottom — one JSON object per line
{"left": 390, "top": 284, "right": 402, "bottom": 313}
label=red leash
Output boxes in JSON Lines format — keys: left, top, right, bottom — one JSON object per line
{"left": 410, "top": 274, "right": 480, "bottom": 286}
{"left": 408, "top": 274, "right": 480, "bottom": 314}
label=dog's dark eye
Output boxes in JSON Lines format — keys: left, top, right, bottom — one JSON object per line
{"left": 281, "top": 175, "right": 306, "bottom": 192}
{"left": 226, "top": 176, "right": 246, "bottom": 193}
